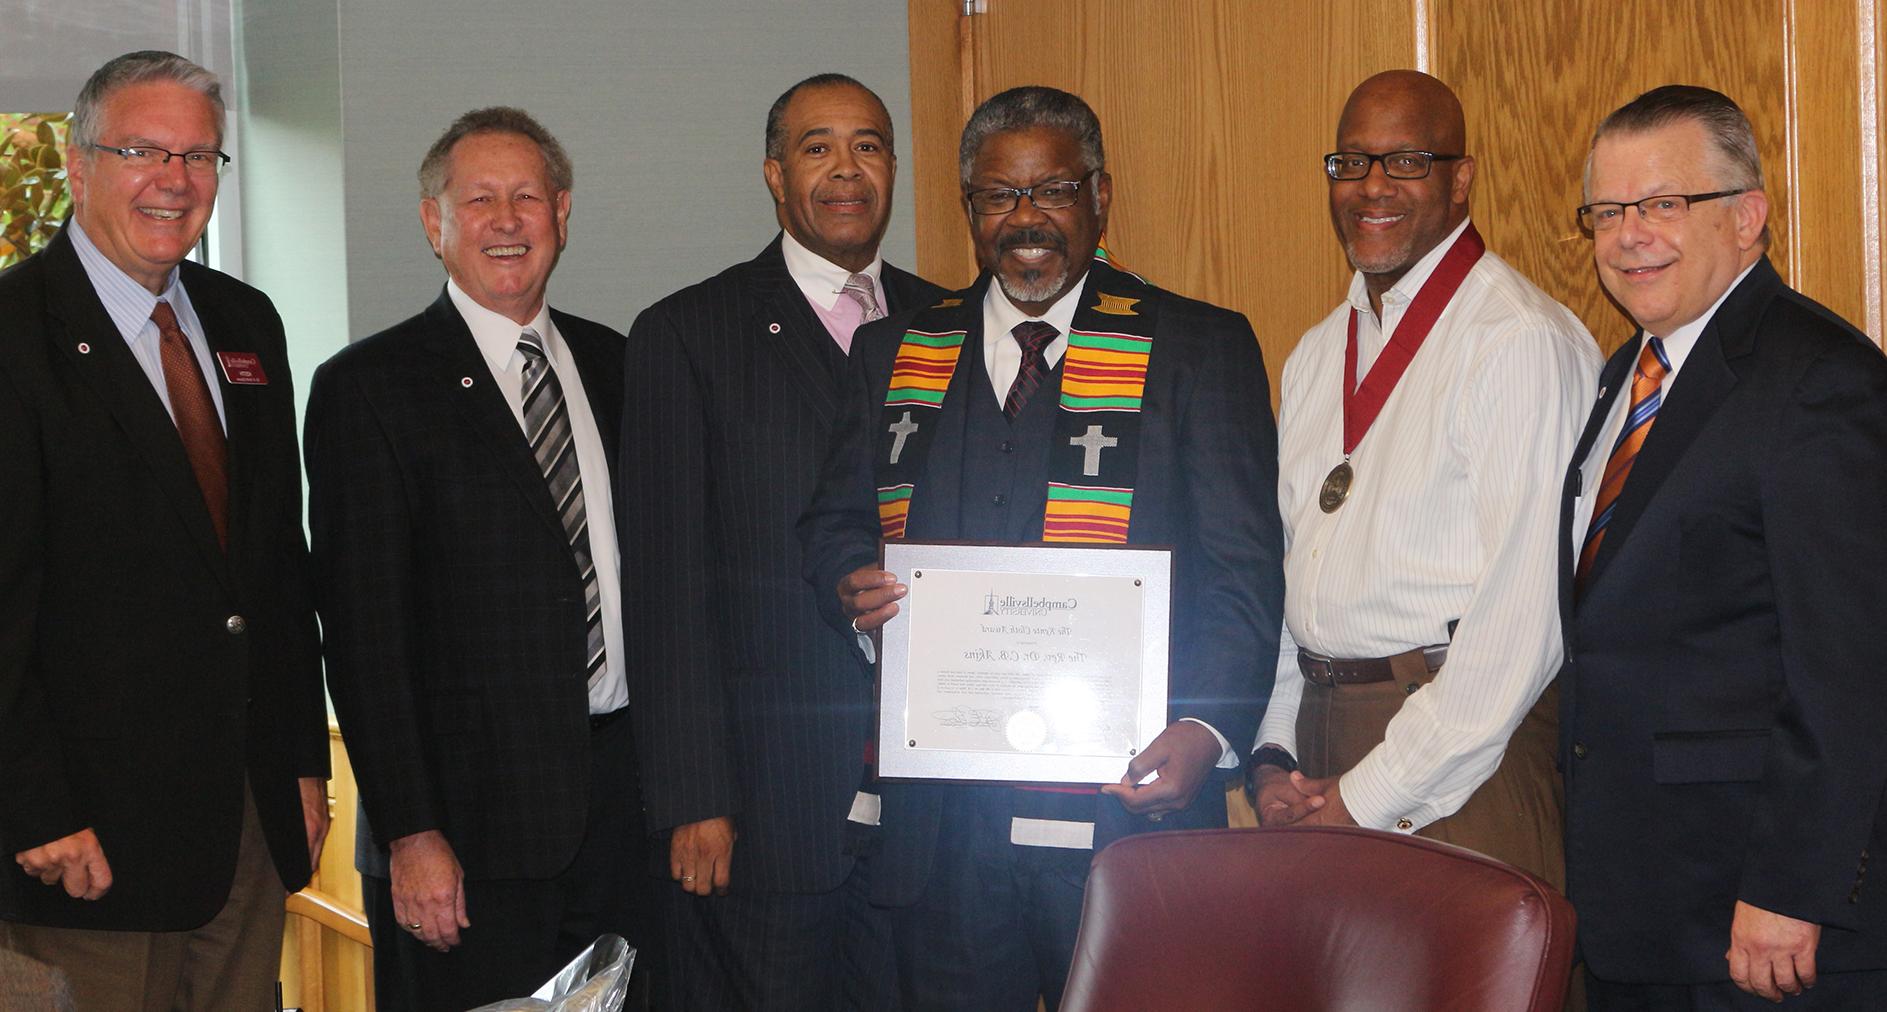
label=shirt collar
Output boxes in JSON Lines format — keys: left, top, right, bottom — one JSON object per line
{"left": 446, "top": 276, "right": 555, "bottom": 375}
{"left": 68, "top": 217, "right": 187, "bottom": 343}
{"left": 984, "top": 269, "right": 1087, "bottom": 338}
{"left": 780, "top": 228, "right": 883, "bottom": 312}
{"left": 1639, "top": 259, "right": 1760, "bottom": 378}
{"left": 1345, "top": 217, "right": 1474, "bottom": 319}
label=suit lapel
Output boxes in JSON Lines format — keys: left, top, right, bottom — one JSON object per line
{"left": 1583, "top": 259, "right": 1778, "bottom": 590}
{"left": 1562, "top": 342, "right": 1634, "bottom": 622}
{"left": 40, "top": 232, "right": 230, "bottom": 585}
{"left": 747, "top": 235, "right": 847, "bottom": 426}
{"left": 182, "top": 266, "right": 260, "bottom": 560}
{"left": 418, "top": 289, "right": 566, "bottom": 539}
{"left": 880, "top": 263, "right": 933, "bottom": 315}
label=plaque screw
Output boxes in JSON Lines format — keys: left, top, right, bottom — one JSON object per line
{"left": 908, "top": 739, "right": 917, "bottom": 747}
{"left": 1134, "top": 579, "right": 1141, "bottom": 587}
{"left": 914, "top": 571, "right": 922, "bottom": 578}
{"left": 1128, "top": 748, "right": 1137, "bottom": 756}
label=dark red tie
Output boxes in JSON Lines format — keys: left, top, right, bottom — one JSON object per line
{"left": 1004, "top": 321, "right": 1059, "bottom": 419}
{"left": 152, "top": 300, "right": 228, "bottom": 548}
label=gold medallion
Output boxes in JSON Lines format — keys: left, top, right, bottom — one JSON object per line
{"left": 1318, "top": 461, "right": 1354, "bottom": 513}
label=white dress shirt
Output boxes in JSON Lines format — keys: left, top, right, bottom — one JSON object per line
{"left": 67, "top": 218, "right": 228, "bottom": 430}
{"left": 781, "top": 227, "right": 885, "bottom": 315}
{"left": 1569, "top": 260, "right": 1757, "bottom": 548}
{"left": 446, "top": 279, "right": 628, "bottom": 715}
{"left": 1259, "top": 219, "right": 1602, "bottom": 831}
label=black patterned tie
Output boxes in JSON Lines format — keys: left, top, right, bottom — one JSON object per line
{"left": 518, "top": 329, "right": 606, "bottom": 688}
{"left": 1004, "top": 321, "right": 1059, "bottom": 419}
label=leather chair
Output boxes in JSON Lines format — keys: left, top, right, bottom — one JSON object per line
{"left": 1061, "top": 826, "right": 1576, "bottom": 1011}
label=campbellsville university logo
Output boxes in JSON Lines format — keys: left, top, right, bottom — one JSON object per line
{"left": 982, "top": 591, "right": 1078, "bottom": 617}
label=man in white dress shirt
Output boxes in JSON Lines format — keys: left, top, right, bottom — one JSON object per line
{"left": 1248, "top": 70, "right": 1598, "bottom": 888}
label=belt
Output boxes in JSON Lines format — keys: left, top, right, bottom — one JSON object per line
{"left": 588, "top": 707, "right": 629, "bottom": 732}
{"left": 1298, "top": 644, "right": 1448, "bottom": 686}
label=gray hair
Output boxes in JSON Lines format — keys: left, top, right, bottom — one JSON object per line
{"left": 764, "top": 73, "right": 892, "bottom": 160}
{"left": 1585, "top": 85, "right": 1765, "bottom": 197}
{"left": 72, "top": 51, "right": 224, "bottom": 149}
{"left": 958, "top": 86, "right": 1105, "bottom": 186}
{"left": 419, "top": 106, "right": 573, "bottom": 199}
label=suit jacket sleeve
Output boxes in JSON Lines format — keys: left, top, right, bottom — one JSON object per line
{"left": 304, "top": 361, "right": 441, "bottom": 843}
{"left": 619, "top": 302, "right": 739, "bottom": 833}
{"left": 0, "top": 364, "right": 82, "bottom": 852}
{"left": 797, "top": 318, "right": 896, "bottom": 635}
{"left": 1167, "top": 308, "right": 1282, "bottom": 756}
{"left": 1740, "top": 334, "right": 1887, "bottom": 929}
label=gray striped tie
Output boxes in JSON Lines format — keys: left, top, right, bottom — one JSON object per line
{"left": 518, "top": 329, "right": 606, "bottom": 688}
{"left": 841, "top": 272, "right": 884, "bottom": 321}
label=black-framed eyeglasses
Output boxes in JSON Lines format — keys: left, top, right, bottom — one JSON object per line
{"left": 1323, "top": 150, "right": 1464, "bottom": 181}
{"left": 965, "top": 172, "right": 1095, "bottom": 215}
{"left": 90, "top": 144, "right": 231, "bottom": 175}
{"left": 1575, "top": 190, "right": 1747, "bottom": 233}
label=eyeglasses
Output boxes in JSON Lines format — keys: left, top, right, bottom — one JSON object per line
{"left": 965, "top": 173, "right": 1094, "bottom": 215}
{"left": 1324, "top": 150, "right": 1464, "bottom": 181}
{"left": 90, "top": 144, "right": 231, "bottom": 175}
{"left": 1575, "top": 190, "right": 1747, "bottom": 232}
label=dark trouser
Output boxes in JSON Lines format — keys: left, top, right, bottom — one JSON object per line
{"left": 364, "top": 711, "right": 656, "bottom": 1012}
{"left": 890, "top": 786, "right": 1090, "bottom": 1012}
{"left": 0, "top": 784, "right": 286, "bottom": 1012}
{"left": 1297, "top": 658, "right": 1566, "bottom": 892}
{"left": 1586, "top": 967, "right": 1887, "bottom": 1010}
{"left": 655, "top": 834, "right": 896, "bottom": 1011}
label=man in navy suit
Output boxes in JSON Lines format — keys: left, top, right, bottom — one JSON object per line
{"left": 801, "top": 86, "right": 1281, "bottom": 1010}
{"left": 306, "top": 106, "right": 651, "bottom": 1011}
{"left": 620, "top": 74, "right": 942, "bottom": 1009}
{"left": 1562, "top": 85, "right": 1887, "bottom": 1007}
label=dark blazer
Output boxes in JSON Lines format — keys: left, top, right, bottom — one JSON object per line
{"left": 1559, "top": 257, "right": 1887, "bottom": 983}
{"left": 619, "top": 235, "right": 943, "bottom": 893}
{"left": 305, "top": 288, "right": 626, "bottom": 881}
{"left": 0, "top": 228, "right": 327, "bottom": 931}
{"left": 801, "top": 268, "right": 1283, "bottom": 904}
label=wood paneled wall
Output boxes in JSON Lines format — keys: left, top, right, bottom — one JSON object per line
{"left": 909, "top": 0, "right": 1887, "bottom": 390}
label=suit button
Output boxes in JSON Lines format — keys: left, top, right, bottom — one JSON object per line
{"left": 1572, "top": 743, "right": 1588, "bottom": 759}
{"left": 1396, "top": 818, "right": 1413, "bottom": 831}
{"left": 1000, "top": 440, "right": 1015, "bottom": 453}
{"left": 226, "top": 615, "right": 247, "bottom": 635}
{"left": 992, "top": 494, "right": 1007, "bottom": 507}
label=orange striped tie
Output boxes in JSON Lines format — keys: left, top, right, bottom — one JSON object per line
{"left": 1576, "top": 337, "right": 1670, "bottom": 589}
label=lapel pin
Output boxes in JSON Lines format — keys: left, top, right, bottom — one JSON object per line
{"left": 76, "top": 342, "right": 91, "bottom": 354}
{"left": 1597, "top": 385, "right": 1608, "bottom": 400}
{"left": 768, "top": 322, "right": 782, "bottom": 334}
{"left": 461, "top": 376, "right": 475, "bottom": 388}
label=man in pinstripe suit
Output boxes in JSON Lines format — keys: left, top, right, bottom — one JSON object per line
{"left": 618, "top": 74, "right": 943, "bottom": 1009}
{"left": 306, "top": 107, "right": 653, "bottom": 1011}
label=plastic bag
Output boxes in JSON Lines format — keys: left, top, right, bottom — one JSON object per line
{"left": 465, "top": 934, "right": 635, "bottom": 1012}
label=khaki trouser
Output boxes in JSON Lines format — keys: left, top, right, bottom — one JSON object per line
{"left": 1295, "top": 653, "right": 1566, "bottom": 892}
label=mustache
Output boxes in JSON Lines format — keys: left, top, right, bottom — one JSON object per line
{"left": 999, "top": 229, "right": 1065, "bottom": 252}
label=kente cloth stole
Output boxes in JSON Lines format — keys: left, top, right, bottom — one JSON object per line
{"left": 874, "top": 261, "right": 1157, "bottom": 545}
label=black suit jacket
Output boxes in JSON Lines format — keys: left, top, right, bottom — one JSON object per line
{"left": 1559, "top": 258, "right": 1887, "bottom": 982}
{"left": 620, "top": 235, "right": 943, "bottom": 893}
{"left": 801, "top": 269, "right": 1283, "bottom": 904}
{"left": 0, "top": 228, "right": 327, "bottom": 931}
{"left": 306, "top": 289, "right": 626, "bottom": 880}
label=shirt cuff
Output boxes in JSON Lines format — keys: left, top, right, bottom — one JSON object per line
{"left": 855, "top": 630, "right": 876, "bottom": 665}
{"left": 1178, "top": 717, "right": 1239, "bottom": 769}
{"left": 1339, "top": 750, "right": 1429, "bottom": 833}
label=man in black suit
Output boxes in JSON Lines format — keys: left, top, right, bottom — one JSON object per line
{"left": 801, "top": 86, "right": 1281, "bottom": 1010}
{"left": 306, "top": 107, "right": 650, "bottom": 1011}
{"left": 0, "top": 51, "right": 329, "bottom": 1011}
{"left": 1563, "top": 85, "right": 1887, "bottom": 1008}
{"left": 620, "top": 73, "right": 943, "bottom": 1009}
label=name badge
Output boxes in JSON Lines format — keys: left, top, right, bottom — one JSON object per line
{"left": 216, "top": 351, "right": 268, "bottom": 385}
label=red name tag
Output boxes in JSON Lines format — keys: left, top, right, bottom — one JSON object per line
{"left": 216, "top": 351, "right": 268, "bottom": 385}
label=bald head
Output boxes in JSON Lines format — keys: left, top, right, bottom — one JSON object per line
{"left": 1328, "top": 70, "right": 1476, "bottom": 308}
{"left": 1337, "top": 70, "right": 1466, "bottom": 154}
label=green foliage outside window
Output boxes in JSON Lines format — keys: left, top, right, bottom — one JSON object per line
{"left": 2, "top": 113, "right": 74, "bottom": 270}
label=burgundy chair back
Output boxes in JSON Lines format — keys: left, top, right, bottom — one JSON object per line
{"left": 1061, "top": 826, "right": 1576, "bottom": 1012}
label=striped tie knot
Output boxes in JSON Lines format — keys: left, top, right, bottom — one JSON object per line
{"left": 1576, "top": 336, "right": 1671, "bottom": 591}
{"left": 1004, "top": 320, "right": 1059, "bottom": 420}
{"left": 841, "top": 273, "right": 883, "bottom": 322}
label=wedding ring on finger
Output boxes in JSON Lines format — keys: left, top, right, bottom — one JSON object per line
{"left": 405, "top": 921, "right": 423, "bottom": 931}
{"left": 680, "top": 874, "right": 695, "bottom": 883}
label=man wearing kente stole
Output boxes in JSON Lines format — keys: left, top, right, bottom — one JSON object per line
{"left": 1249, "top": 71, "right": 1598, "bottom": 892}
{"left": 801, "top": 86, "right": 1281, "bottom": 1009}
